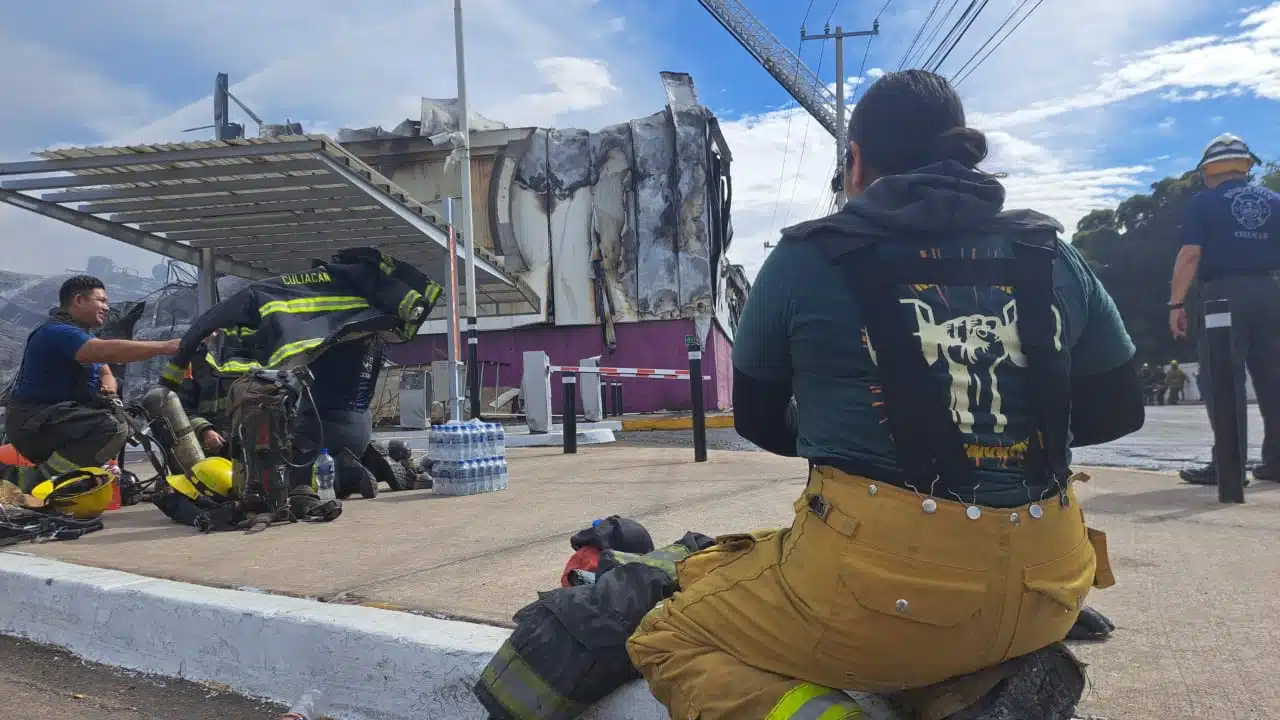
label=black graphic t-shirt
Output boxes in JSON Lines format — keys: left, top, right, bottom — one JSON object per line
{"left": 1183, "top": 179, "right": 1280, "bottom": 280}
{"left": 734, "top": 235, "right": 1134, "bottom": 507}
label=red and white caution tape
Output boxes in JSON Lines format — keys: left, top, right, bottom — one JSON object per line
{"left": 548, "top": 365, "right": 708, "bottom": 380}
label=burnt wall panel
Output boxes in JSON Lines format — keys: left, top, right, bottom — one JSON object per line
{"left": 546, "top": 129, "right": 596, "bottom": 326}
{"left": 670, "top": 106, "right": 713, "bottom": 314}
{"left": 588, "top": 123, "right": 639, "bottom": 320}
{"left": 468, "top": 156, "right": 496, "bottom": 253}
{"left": 630, "top": 111, "right": 680, "bottom": 318}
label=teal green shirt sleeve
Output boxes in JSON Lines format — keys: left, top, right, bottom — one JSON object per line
{"left": 732, "top": 243, "right": 794, "bottom": 381}
{"left": 1060, "top": 242, "right": 1136, "bottom": 376}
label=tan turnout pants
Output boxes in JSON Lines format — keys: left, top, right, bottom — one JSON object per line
{"left": 626, "top": 464, "right": 1113, "bottom": 719}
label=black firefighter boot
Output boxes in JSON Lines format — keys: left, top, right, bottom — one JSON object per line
{"left": 1181, "top": 464, "right": 1250, "bottom": 487}
{"left": 288, "top": 485, "right": 343, "bottom": 522}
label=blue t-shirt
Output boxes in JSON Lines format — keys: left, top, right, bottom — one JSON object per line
{"left": 1182, "top": 179, "right": 1280, "bottom": 280}
{"left": 10, "top": 322, "right": 101, "bottom": 405}
{"left": 733, "top": 236, "right": 1135, "bottom": 508}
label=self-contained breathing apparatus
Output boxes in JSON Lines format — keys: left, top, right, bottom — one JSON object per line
{"left": 143, "top": 366, "right": 341, "bottom": 532}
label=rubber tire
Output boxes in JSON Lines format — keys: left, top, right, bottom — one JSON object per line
{"left": 945, "top": 644, "right": 1085, "bottom": 720}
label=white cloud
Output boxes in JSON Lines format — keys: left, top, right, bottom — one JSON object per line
{"left": 0, "top": 0, "right": 653, "bottom": 275}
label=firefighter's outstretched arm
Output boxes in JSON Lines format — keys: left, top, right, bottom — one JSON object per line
{"left": 161, "top": 287, "right": 259, "bottom": 388}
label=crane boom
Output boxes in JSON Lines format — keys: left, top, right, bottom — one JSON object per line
{"left": 696, "top": 0, "right": 840, "bottom": 140}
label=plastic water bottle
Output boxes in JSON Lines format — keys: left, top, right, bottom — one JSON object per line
{"left": 484, "top": 423, "right": 498, "bottom": 458}
{"left": 279, "top": 689, "right": 325, "bottom": 719}
{"left": 428, "top": 424, "right": 438, "bottom": 460}
{"left": 313, "top": 449, "right": 336, "bottom": 502}
{"left": 496, "top": 457, "right": 509, "bottom": 491}
{"left": 483, "top": 457, "right": 496, "bottom": 492}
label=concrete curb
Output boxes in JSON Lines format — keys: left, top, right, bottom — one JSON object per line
{"left": 0, "top": 552, "right": 668, "bottom": 720}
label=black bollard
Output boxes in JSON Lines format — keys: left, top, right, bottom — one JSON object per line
{"left": 1204, "top": 298, "right": 1245, "bottom": 503}
{"left": 613, "top": 383, "right": 624, "bottom": 417}
{"left": 688, "top": 340, "right": 707, "bottom": 463}
{"left": 602, "top": 379, "right": 612, "bottom": 417}
{"left": 467, "top": 320, "right": 481, "bottom": 420}
{"left": 562, "top": 373, "right": 578, "bottom": 454}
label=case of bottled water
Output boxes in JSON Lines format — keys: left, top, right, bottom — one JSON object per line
{"left": 429, "top": 419, "right": 508, "bottom": 496}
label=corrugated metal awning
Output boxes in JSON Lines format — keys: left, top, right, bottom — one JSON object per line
{"left": 0, "top": 135, "right": 539, "bottom": 317}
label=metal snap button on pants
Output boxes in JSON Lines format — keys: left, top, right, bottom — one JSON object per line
{"left": 626, "top": 464, "right": 1104, "bottom": 720}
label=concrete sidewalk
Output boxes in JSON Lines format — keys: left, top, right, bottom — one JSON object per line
{"left": 3, "top": 445, "right": 1278, "bottom": 719}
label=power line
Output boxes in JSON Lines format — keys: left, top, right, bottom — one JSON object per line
{"left": 953, "top": 0, "right": 1047, "bottom": 87}
{"left": 898, "top": 0, "right": 943, "bottom": 70}
{"left": 906, "top": 0, "right": 964, "bottom": 69}
{"left": 929, "top": 0, "right": 993, "bottom": 74}
{"left": 824, "top": 0, "right": 845, "bottom": 25}
{"left": 921, "top": 0, "right": 978, "bottom": 71}
{"left": 781, "top": 37, "right": 829, "bottom": 228}
{"left": 949, "top": 0, "right": 1029, "bottom": 81}
{"left": 769, "top": 0, "right": 820, "bottom": 235}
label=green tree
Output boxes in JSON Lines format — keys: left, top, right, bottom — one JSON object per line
{"left": 1071, "top": 163, "right": 1280, "bottom": 364}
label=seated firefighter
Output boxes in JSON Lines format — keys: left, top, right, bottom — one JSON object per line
{"left": 3, "top": 275, "right": 178, "bottom": 492}
{"left": 155, "top": 247, "right": 441, "bottom": 530}
{"left": 626, "top": 70, "right": 1146, "bottom": 719}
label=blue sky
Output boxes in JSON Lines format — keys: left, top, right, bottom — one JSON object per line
{"left": 2, "top": 0, "right": 1278, "bottom": 278}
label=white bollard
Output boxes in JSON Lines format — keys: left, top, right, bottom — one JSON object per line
{"left": 581, "top": 355, "right": 604, "bottom": 423}
{"left": 521, "top": 350, "right": 552, "bottom": 434}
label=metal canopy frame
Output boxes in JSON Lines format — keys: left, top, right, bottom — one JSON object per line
{"left": 0, "top": 135, "right": 539, "bottom": 317}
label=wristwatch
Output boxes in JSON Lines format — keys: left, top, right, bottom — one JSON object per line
{"left": 1168, "top": 301, "right": 1184, "bottom": 309}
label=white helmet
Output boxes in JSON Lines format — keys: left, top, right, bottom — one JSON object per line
{"left": 1197, "top": 134, "right": 1260, "bottom": 171}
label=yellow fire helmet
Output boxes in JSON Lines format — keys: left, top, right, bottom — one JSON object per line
{"left": 30, "top": 467, "right": 115, "bottom": 520}
{"left": 164, "top": 456, "right": 235, "bottom": 501}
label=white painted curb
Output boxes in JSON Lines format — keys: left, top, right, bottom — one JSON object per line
{"left": 0, "top": 552, "right": 667, "bottom": 720}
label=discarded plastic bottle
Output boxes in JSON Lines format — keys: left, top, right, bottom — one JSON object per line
{"left": 313, "top": 449, "right": 337, "bottom": 502}
{"left": 278, "top": 689, "right": 325, "bottom": 719}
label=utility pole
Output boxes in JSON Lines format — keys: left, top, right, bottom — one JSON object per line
{"left": 454, "top": 0, "right": 481, "bottom": 420}
{"left": 801, "top": 22, "right": 879, "bottom": 207}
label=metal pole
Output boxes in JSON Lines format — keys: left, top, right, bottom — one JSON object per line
{"left": 196, "top": 247, "right": 218, "bottom": 314}
{"left": 454, "top": 0, "right": 481, "bottom": 421}
{"left": 834, "top": 26, "right": 846, "bottom": 208}
{"left": 614, "top": 383, "right": 624, "bottom": 417}
{"left": 562, "top": 374, "right": 578, "bottom": 454}
{"left": 444, "top": 198, "right": 463, "bottom": 422}
{"left": 801, "top": 24, "right": 876, "bottom": 208}
{"left": 1205, "top": 299, "right": 1245, "bottom": 503}
{"left": 688, "top": 340, "right": 707, "bottom": 463}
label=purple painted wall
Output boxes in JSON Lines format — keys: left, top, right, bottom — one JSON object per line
{"left": 385, "top": 319, "right": 734, "bottom": 414}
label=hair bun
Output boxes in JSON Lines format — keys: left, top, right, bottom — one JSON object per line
{"left": 931, "top": 127, "right": 988, "bottom": 168}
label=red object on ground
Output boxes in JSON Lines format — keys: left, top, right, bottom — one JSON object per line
{"left": 107, "top": 478, "right": 122, "bottom": 511}
{"left": 0, "top": 444, "right": 33, "bottom": 467}
{"left": 560, "top": 546, "right": 602, "bottom": 587}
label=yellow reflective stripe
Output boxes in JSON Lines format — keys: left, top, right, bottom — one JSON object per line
{"left": 220, "top": 326, "right": 256, "bottom": 337}
{"left": 258, "top": 296, "right": 371, "bottom": 317}
{"left": 424, "top": 281, "right": 442, "bottom": 307}
{"left": 767, "top": 683, "right": 863, "bottom": 720}
{"left": 267, "top": 338, "right": 325, "bottom": 368}
{"left": 608, "top": 543, "right": 693, "bottom": 579}
{"left": 43, "top": 452, "right": 80, "bottom": 474}
{"left": 398, "top": 289, "right": 422, "bottom": 322}
{"left": 161, "top": 363, "right": 186, "bottom": 384}
{"left": 203, "top": 351, "right": 260, "bottom": 376}
{"left": 379, "top": 251, "right": 396, "bottom": 276}
{"left": 478, "top": 640, "right": 585, "bottom": 720}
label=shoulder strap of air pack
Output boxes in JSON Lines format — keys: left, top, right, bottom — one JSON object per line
{"left": 809, "top": 229, "right": 1069, "bottom": 492}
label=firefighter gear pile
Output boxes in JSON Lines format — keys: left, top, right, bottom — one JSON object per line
{"left": 474, "top": 522, "right": 714, "bottom": 720}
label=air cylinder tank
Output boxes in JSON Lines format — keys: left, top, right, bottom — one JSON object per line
{"left": 141, "top": 387, "right": 207, "bottom": 471}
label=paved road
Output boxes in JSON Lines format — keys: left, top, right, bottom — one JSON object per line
{"left": 0, "top": 635, "right": 287, "bottom": 720}
{"left": 616, "top": 403, "right": 1268, "bottom": 472}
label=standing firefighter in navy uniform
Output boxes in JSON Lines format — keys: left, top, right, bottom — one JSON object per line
{"left": 626, "top": 70, "right": 1144, "bottom": 719}
{"left": 1169, "top": 134, "right": 1280, "bottom": 485}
